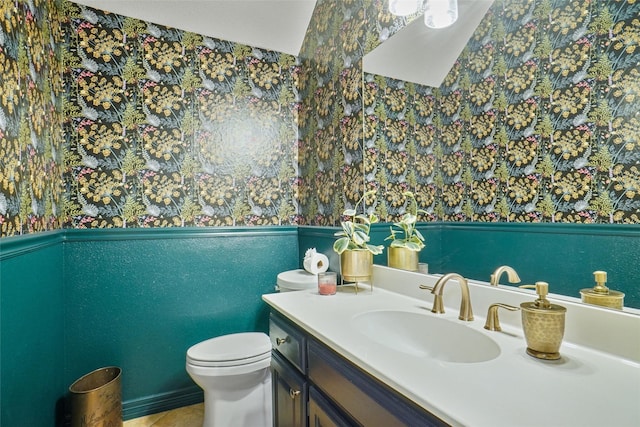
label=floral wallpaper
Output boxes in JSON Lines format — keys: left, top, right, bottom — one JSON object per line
{"left": 362, "top": 0, "right": 640, "bottom": 223}
{"left": 62, "top": 2, "right": 300, "bottom": 229}
{"left": 0, "top": 0, "right": 65, "bottom": 237}
{"left": 1, "top": 0, "right": 639, "bottom": 238}
{"left": 297, "top": 0, "right": 367, "bottom": 226}
{"left": 300, "top": 0, "right": 639, "bottom": 225}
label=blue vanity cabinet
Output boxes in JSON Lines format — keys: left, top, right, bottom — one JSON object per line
{"left": 307, "top": 339, "right": 447, "bottom": 427}
{"left": 270, "top": 313, "right": 308, "bottom": 427}
{"left": 269, "top": 311, "right": 448, "bottom": 427}
{"left": 308, "top": 386, "right": 355, "bottom": 427}
{"left": 272, "top": 351, "right": 307, "bottom": 427}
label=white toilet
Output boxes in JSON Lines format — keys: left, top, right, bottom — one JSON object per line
{"left": 186, "top": 332, "right": 272, "bottom": 427}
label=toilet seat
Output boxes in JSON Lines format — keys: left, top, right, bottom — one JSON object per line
{"left": 187, "top": 332, "right": 271, "bottom": 368}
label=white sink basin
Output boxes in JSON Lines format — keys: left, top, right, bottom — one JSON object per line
{"left": 352, "top": 310, "right": 500, "bottom": 363}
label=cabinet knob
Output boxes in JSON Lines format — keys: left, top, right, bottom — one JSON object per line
{"left": 276, "top": 336, "right": 289, "bottom": 346}
{"left": 289, "top": 388, "right": 300, "bottom": 399}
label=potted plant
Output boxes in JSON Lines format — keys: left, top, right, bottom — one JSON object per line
{"left": 385, "top": 191, "right": 425, "bottom": 271}
{"left": 333, "top": 190, "right": 384, "bottom": 283}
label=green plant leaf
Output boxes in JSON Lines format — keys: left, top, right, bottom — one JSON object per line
{"left": 403, "top": 213, "right": 417, "bottom": 224}
{"left": 354, "top": 213, "right": 371, "bottom": 225}
{"left": 405, "top": 241, "right": 422, "bottom": 251}
{"left": 366, "top": 243, "right": 385, "bottom": 255}
{"left": 333, "top": 237, "right": 350, "bottom": 254}
{"left": 343, "top": 221, "right": 356, "bottom": 234}
{"left": 352, "top": 230, "right": 370, "bottom": 246}
{"left": 384, "top": 226, "right": 398, "bottom": 241}
{"left": 353, "top": 222, "right": 369, "bottom": 232}
{"left": 367, "top": 245, "right": 384, "bottom": 255}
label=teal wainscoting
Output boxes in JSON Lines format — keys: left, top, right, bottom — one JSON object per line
{"left": 0, "top": 232, "right": 66, "bottom": 427}
{"left": 1, "top": 227, "right": 298, "bottom": 425}
{"left": 298, "top": 223, "right": 640, "bottom": 309}
{"left": 63, "top": 227, "right": 298, "bottom": 420}
{"left": 1, "top": 224, "right": 637, "bottom": 426}
{"left": 438, "top": 223, "right": 640, "bottom": 308}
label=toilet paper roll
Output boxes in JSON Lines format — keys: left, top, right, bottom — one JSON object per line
{"left": 303, "top": 252, "right": 329, "bottom": 275}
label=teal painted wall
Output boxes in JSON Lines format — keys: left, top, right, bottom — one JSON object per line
{"left": 437, "top": 223, "right": 640, "bottom": 307}
{"left": 0, "top": 233, "right": 65, "bottom": 426}
{"left": 0, "top": 228, "right": 298, "bottom": 424}
{"left": 0, "top": 222, "right": 638, "bottom": 427}
{"left": 298, "top": 224, "right": 640, "bottom": 309}
{"left": 63, "top": 227, "right": 298, "bottom": 419}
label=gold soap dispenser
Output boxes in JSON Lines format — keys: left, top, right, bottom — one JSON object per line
{"left": 580, "top": 271, "right": 624, "bottom": 310}
{"left": 520, "top": 282, "right": 566, "bottom": 360}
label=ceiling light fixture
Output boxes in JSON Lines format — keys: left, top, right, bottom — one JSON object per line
{"left": 424, "top": 0, "right": 458, "bottom": 29}
{"left": 388, "top": 0, "right": 422, "bottom": 16}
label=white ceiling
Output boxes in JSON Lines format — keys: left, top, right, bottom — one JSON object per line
{"left": 71, "top": 0, "right": 318, "bottom": 56}
{"left": 363, "top": 0, "right": 494, "bottom": 87}
{"left": 71, "top": 0, "right": 494, "bottom": 87}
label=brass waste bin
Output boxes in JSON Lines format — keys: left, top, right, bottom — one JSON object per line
{"left": 69, "top": 366, "right": 122, "bottom": 427}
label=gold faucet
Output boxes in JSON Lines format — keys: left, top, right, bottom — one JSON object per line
{"left": 490, "top": 265, "right": 521, "bottom": 287}
{"left": 484, "top": 303, "right": 520, "bottom": 331}
{"left": 421, "top": 273, "right": 474, "bottom": 321}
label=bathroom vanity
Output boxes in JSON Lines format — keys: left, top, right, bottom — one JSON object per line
{"left": 270, "top": 310, "right": 444, "bottom": 426}
{"left": 263, "top": 266, "right": 640, "bottom": 427}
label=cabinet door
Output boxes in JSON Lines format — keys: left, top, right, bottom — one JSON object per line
{"left": 308, "top": 339, "right": 447, "bottom": 427}
{"left": 308, "top": 387, "right": 354, "bottom": 427}
{"left": 272, "top": 351, "right": 307, "bottom": 427}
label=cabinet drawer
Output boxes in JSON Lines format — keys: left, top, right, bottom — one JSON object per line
{"left": 270, "top": 313, "right": 306, "bottom": 373}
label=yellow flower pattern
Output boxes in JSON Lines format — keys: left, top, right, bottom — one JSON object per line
{"left": 358, "top": 0, "right": 638, "bottom": 223}
{"left": 0, "top": 0, "right": 64, "bottom": 236}
{"left": 79, "top": 74, "right": 125, "bottom": 110}
{"left": 79, "top": 26, "right": 124, "bottom": 64}
{"left": 144, "top": 39, "right": 183, "bottom": 74}
{"left": 1, "top": 0, "right": 639, "bottom": 237}
{"left": 59, "top": 2, "right": 299, "bottom": 229}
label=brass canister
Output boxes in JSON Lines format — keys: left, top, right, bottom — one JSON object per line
{"left": 387, "top": 247, "right": 419, "bottom": 272}
{"left": 580, "top": 271, "right": 624, "bottom": 310}
{"left": 69, "top": 366, "right": 122, "bottom": 427}
{"left": 340, "top": 250, "right": 373, "bottom": 282}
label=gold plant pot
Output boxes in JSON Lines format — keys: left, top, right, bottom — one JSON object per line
{"left": 387, "top": 247, "right": 419, "bottom": 272}
{"left": 340, "top": 250, "right": 373, "bottom": 283}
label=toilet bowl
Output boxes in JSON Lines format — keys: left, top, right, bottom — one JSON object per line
{"left": 186, "top": 332, "right": 272, "bottom": 427}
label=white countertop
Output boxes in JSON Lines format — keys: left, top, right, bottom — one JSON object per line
{"left": 262, "top": 266, "right": 640, "bottom": 427}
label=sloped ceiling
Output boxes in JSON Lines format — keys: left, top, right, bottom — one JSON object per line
{"left": 363, "top": 0, "right": 494, "bottom": 87}
{"left": 71, "top": 0, "right": 494, "bottom": 87}
{"left": 71, "top": 0, "right": 318, "bottom": 56}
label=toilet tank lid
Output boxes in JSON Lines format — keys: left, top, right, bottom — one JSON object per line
{"left": 277, "top": 269, "right": 317, "bottom": 290}
{"left": 187, "top": 332, "right": 271, "bottom": 363}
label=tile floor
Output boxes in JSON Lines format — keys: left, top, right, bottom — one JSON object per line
{"left": 123, "top": 403, "right": 204, "bottom": 427}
